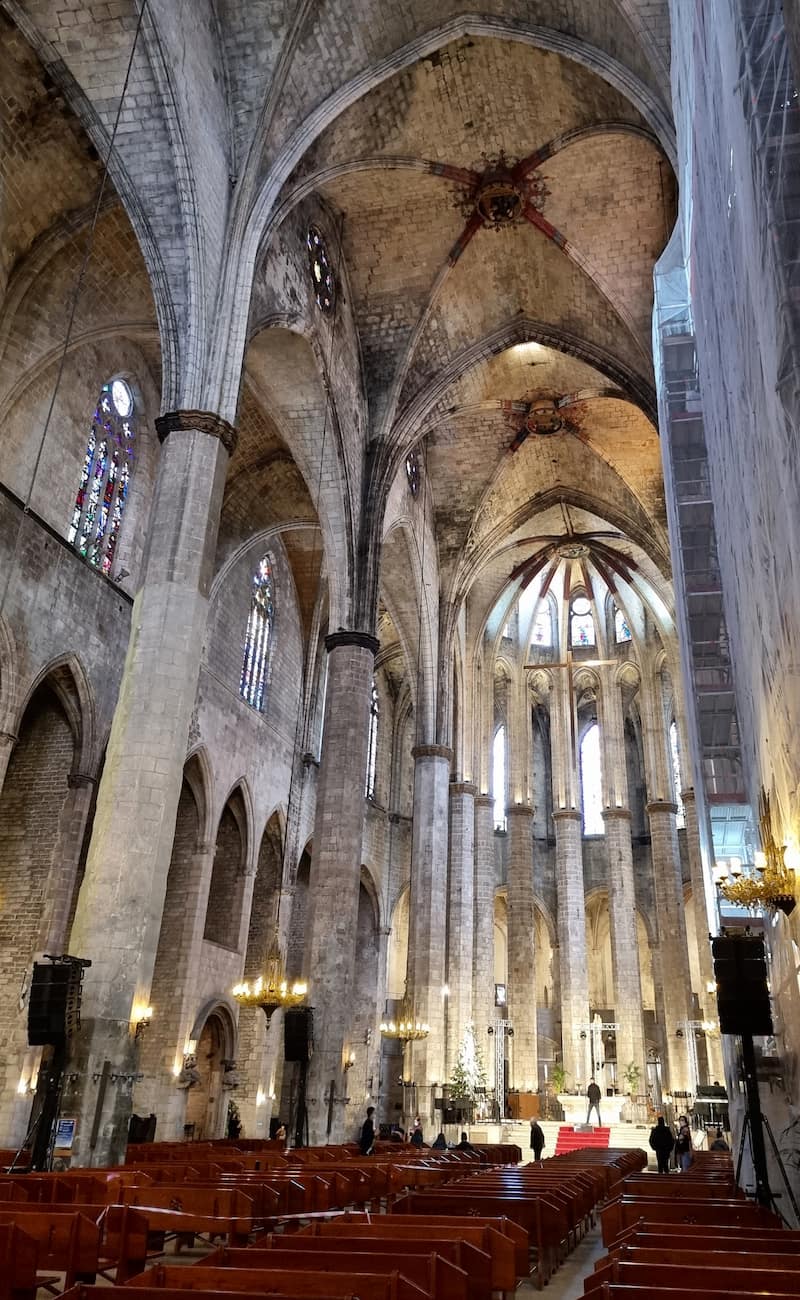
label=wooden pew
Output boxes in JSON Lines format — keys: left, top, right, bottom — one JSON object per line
{"left": 200, "top": 1246, "right": 470, "bottom": 1300}
{"left": 595, "top": 1287, "right": 799, "bottom": 1300}
{"left": 600, "top": 1196, "right": 778, "bottom": 1247}
{"left": 586, "top": 1258, "right": 800, "bottom": 1294}
{"left": 614, "top": 1224, "right": 800, "bottom": 1254}
{"left": 125, "top": 1262, "right": 429, "bottom": 1300}
{"left": 114, "top": 1185, "right": 255, "bottom": 1243}
{"left": 0, "top": 1210, "right": 100, "bottom": 1291}
{"left": 297, "top": 1220, "right": 512, "bottom": 1293}
{"left": 0, "top": 1222, "right": 38, "bottom": 1300}
{"left": 334, "top": 1211, "right": 527, "bottom": 1279}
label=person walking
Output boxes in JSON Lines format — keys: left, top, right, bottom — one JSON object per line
{"left": 586, "top": 1078, "right": 602, "bottom": 1126}
{"left": 530, "top": 1119, "right": 545, "bottom": 1161}
{"left": 359, "top": 1105, "right": 375, "bottom": 1155}
{"left": 649, "top": 1116, "right": 675, "bottom": 1173}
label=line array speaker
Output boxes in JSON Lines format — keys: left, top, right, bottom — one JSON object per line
{"left": 712, "top": 933, "right": 773, "bottom": 1036}
{"left": 27, "top": 963, "right": 83, "bottom": 1047}
{"left": 284, "top": 1007, "right": 314, "bottom": 1062}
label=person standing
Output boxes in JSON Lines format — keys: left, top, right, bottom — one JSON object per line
{"left": 675, "top": 1121, "right": 693, "bottom": 1171}
{"left": 586, "top": 1078, "right": 602, "bottom": 1126}
{"left": 649, "top": 1116, "right": 675, "bottom": 1173}
{"left": 530, "top": 1119, "right": 545, "bottom": 1161}
{"left": 359, "top": 1105, "right": 375, "bottom": 1155}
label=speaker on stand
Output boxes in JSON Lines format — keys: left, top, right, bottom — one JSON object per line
{"left": 20, "top": 955, "right": 91, "bottom": 1172}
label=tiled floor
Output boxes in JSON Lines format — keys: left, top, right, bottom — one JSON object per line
{"left": 517, "top": 1225, "right": 606, "bottom": 1300}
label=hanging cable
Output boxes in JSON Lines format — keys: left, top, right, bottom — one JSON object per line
{"left": 0, "top": 0, "right": 150, "bottom": 624}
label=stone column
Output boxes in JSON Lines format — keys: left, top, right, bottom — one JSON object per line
{"left": 602, "top": 809, "right": 646, "bottom": 1082}
{"left": 63, "top": 411, "right": 236, "bottom": 1165}
{"left": 446, "top": 782, "right": 475, "bottom": 1074}
{"left": 473, "top": 795, "right": 496, "bottom": 1047}
{"left": 0, "top": 729, "right": 18, "bottom": 792}
{"left": 406, "top": 744, "right": 451, "bottom": 1114}
{"left": 553, "top": 810, "right": 590, "bottom": 1087}
{"left": 506, "top": 803, "right": 537, "bottom": 1092}
{"left": 303, "top": 630, "right": 379, "bottom": 1144}
{"left": 647, "top": 801, "right": 694, "bottom": 1093}
{"left": 682, "top": 787, "right": 724, "bottom": 1081}
{"left": 598, "top": 673, "right": 646, "bottom": 1084}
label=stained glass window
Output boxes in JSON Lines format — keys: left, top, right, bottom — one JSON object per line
{"left": 670, "top": 720, "right": 686, "bottom": 828}
{"left": 581, "top": 723, "right": 604, "bottom": 835}
{"left": 240, "top": 555, "right": 274, "bottom": 710}
{"left": 615, "top": 606, "right": 632, "bottom": 643}
{"left": 493, "top": 726, "right": 507, "bottom": 831}
{"left": 570, "top": 595, "right": 595, "bottom": 647}
{"left": 307, "top": 225, "right": 335, "bottom": 312}
{"left": 405, "top": 450, "right": 420, "bottom": 496}
{"left": 68, "top": 378, "right": 135, "bottom": 575}
{"left": 532, "top": 604, "right": 553, "bottom": 647}
{"left": 365, "top": 680, "right": 379, "bottom": 798}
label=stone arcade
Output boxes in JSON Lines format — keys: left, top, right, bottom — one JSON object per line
{"left": 0, "top": 0, "right": 798, "bottom": 1194}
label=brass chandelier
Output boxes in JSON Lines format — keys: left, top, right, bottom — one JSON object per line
{"left": 380, "top": 994, "right": 429, "bottom": 1042}
{"left": 233, "top": 942, "right": 307, "bottom": 1022}
{"left": 716, "top": 787, "right": 798, "bottom": 916}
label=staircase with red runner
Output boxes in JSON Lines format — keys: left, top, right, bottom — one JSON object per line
{"left": 555, "top": 1125, "right": 611, "bottom": 1154}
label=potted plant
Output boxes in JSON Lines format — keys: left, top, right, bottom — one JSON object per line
{"left": 622, "top": 1062, "right": 641, "bottom": 1097}
{"left": 550, "top": 1063, "right": 568, "bottom": 1095}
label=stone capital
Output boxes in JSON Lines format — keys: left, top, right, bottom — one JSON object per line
{"left": 474, "top": 794, "right": 494, "bottom": 809}
{"left": 155, "top": 408, "right": 238, "bottom": 457}
{"left": 449, "top": 781, "right": 477, "bottom": 798}
{"left": 67, "top": 772, "right": 97, "bottom": 790}
{"left": 681, "top": 787, "right": 697, "bottom": 804}
{"left": 411, "top": 744, "right": 453, "bottom": 762}
{"left": 602, "top": 806, "right": 632, "bottom": 822}
{"left": 506, "top": 802, "right": 533, "bottom": 818}
{"left": 646, "top": 800, "right": 679, "bottom": 815}
{"left": 552, "top": 808, "right": 581, "bottom": 823}
{"left": 325, "top": 630, "right": 380, "bottom": 655}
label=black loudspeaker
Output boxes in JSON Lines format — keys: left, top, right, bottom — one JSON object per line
{"left": 712, "top": 933, "right": 773, "bottom": 1036}
{"left": 27, "top": 964, "right": 81, "bottom": 1047}
{"left": 284, "top": 1007, "right": 314, "bottom": 1062}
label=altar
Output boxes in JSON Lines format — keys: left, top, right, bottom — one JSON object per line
{"left": 557, "top": 1093, "right": 626, "bottom": 1127}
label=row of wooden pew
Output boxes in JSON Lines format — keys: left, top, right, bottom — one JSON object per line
{"left": 0, "top": 1137, "right": 641, "bottom": 1299}
{"left": 588, "top": 1149, "right": 798, "bottom": 1298}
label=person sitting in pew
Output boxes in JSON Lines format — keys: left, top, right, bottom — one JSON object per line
{"left": 431, "top": 1132, "right": 447, "bottom": 1150}
{"left": 709, "top": 1126, "right": 730, "bottom": 1151}
{"left": 456, "top": 1131, "right": 477, "bottom": 1155}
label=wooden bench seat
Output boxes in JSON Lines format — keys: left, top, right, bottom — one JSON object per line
{"left": 0, "top": 1222, "right": 38, "bottom": 1300}
{"left": 614, "top": 1224, "right": 800, "bottom": 1253}
{"left": 338, "top": 1210, "right": 528, "bottom": 1278}
{"left": 600, "top": 1196, "right": 778, "bottom": 1247}
{"left": 115, "top": 1185, "right": 254, "bottom": 1243}
{"left": 595, "top": 1286, "right": 799, "bottom": 1300}
{"left": 297, "top": 1220, "right": 512, "bottom": 1291}
{"left": 199, "top": 1246, "right": 470, "bottom": 1300}
{"left": 586, "top": 1259, "right": 800, "bottom": 1294}
{"left": 125, "top": 1262, "right": 429, "bottom": 1300}
{"left": 0, "top": 1209, "right": 100, "bottom": 1291}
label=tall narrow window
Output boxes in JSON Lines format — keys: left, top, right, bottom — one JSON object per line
{"left": 493, "top": 726, "right": 507, "bottom": 831}
{"left": 670, "top": 720, "right": 686, "bottom": 829}
{"left": 68, "top": 378, "right": 135, "bottom": 574}
{"left": 570, "top": 595, "right": 595, "bottom": 647}
{"left": 614, "top": 606, "right": 632, "bottom": 643}
{"left": 532, "top": 603, "right": 553, "bottom": 647}
{"left": 580, "top": 723, "right": 604, "bottom": 835}
{"left": 240, "top": 555, "right": 274, "bottom": 710}
{"left": 365, "top": 680, "right": 379, "bottom": 798}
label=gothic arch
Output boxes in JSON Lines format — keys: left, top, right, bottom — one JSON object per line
{"left": 16, "top": 654, "right": 95, "bottom": 778}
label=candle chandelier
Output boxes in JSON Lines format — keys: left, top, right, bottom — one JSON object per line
{"left": 716, "top": 787, "right": 798, "bottom": 916}
{"left": 233, "top": 942, "right": 307, "bottom": 1022}
{"left": 380, "top": 993, "right": 430, "bottom": 1042}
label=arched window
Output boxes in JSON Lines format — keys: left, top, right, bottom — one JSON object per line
{"left": 580, "top": 723, "right": 604, "bottom": 835}
{"left": 493, "top": 726, "right": 507, "bottom": 831}
{"left": 615, "top": 606, "right": 632, "bottom": 643}
{"left": 240, "top": 555, "right": 274, "bottom": 710}
{"left": 68, "top": 378, "right": 135, "bottom": 574}
{"left": 570, "top": 595, "right": 595, "bottom": 647}
{"left": 532, "top": 603, "right": 553, "bottom": 647}
{"left": 405, "top": 450, "right": 420, "bottom": 496}
{"left": 365, "top": 680, "right": 379, "bottom": 799}
{"left": 669, "top": 720, "right": 686, "bottom": 828}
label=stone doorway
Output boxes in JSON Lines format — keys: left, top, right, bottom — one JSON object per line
{"left": 185, "top": 1011, "right": 228, "bottom": 1139}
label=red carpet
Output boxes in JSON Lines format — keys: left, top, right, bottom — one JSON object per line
{"left": 554, "top": 1125, "right": 611, "bottom": 1154}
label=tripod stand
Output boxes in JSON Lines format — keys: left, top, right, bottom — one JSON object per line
{"left": 736, "top": 1032, "right": 800, "bottom": 1225}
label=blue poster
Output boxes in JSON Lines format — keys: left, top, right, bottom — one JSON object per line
{"left": 54, "top": 1118, "right": 76, "bottom": 1149}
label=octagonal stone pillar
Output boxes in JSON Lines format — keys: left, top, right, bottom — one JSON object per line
{"left": 506, "top": 803, "right": 537, "bottom": 1092}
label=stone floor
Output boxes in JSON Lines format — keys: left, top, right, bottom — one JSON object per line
{"left": 517, "top": 1224, "right": 605, "bottom": 1300}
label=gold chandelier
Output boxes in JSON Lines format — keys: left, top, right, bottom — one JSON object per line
{"left": 380, "top": 995, "right": 429, "bottom": 1042}
{"left": 716, "top": 787, "right": 799, "bottom": 916}
{"left": 233, "top": 944, "right": 307, "bottom": 1021}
